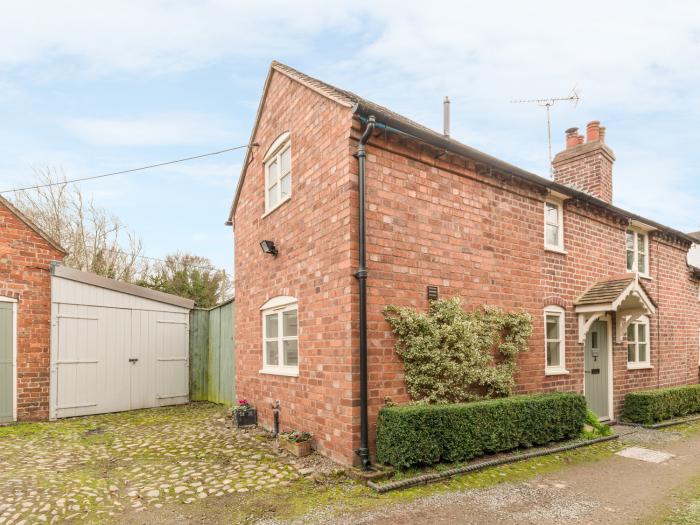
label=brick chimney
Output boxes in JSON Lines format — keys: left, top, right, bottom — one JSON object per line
{"left": 552, "top": 121, "right": 615, "bottom": 203}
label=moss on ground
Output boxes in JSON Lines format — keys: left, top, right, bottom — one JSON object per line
{"left": 0, "top": 404, "right": 625, "bottom": 524}
{"left": 648, "top": 473, "right": 700, "bottom": 525}
{"left": 658, "top": 418, "right": 700, "bottom": 438}
{"left": 225, "top": 439, "right": 622, "bottom": 524}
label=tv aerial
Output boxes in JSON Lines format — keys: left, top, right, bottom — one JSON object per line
{"left": 511, "top": 87, "right": 581, "bottom": 175}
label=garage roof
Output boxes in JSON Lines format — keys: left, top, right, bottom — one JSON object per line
{"left": 52, "top": 264, "right": 195, "bottom": 309}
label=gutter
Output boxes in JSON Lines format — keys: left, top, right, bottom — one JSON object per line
{"left": 352, "top": 104, "right": 696, "bottom": 246}
{"left": 354, "top": 115, "right": 376, "bottom": 470}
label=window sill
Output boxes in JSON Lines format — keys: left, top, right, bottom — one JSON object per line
{"left": 627, "top": 364, "right": 653, "bottom": 370}
{"left": 545, "top": 368, "right": 570, "bottom": 376}
{"left": 262, "top": 196, "right": 291, "bottom": 219}
{"left": 544, "top": 246, "right": 568, "bottom": 255}
{"left": 259, "top": 368, "right": 299, "bottom": 377}
{"left": 626, "top": 270, "right": 652, "bottom": 281}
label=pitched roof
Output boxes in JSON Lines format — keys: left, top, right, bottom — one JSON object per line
{"left": 574, "top": 274, "right": 656, "bottom": 313}
{"left": 0, "top": 195, "right": 67, "bottom": 255}
{"left": 575, "top": 276, "right": 636, "bottom": 306}
{"left": 226, "top": 62, "right": 697, "bottom": 247}
{"left": 688, "top": 231, "right": 700, "bottom": 242}
{"left": 52, "top": 265, "right": 194, "bottom": 309}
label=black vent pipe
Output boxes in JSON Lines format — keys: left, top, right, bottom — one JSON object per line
{"left": 354, "top": 115, "right": 375, "bottom": 470}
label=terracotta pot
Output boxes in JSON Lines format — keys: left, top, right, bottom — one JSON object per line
{"left": 281, "top": 438, "right": 312, "bottom": 457}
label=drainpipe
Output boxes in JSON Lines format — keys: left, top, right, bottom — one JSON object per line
{"left": 354, "top": 115, "right": 376, "bottom": 470}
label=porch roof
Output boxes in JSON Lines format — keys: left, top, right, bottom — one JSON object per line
{"left": 574, "top": 275, "right": 656, "bottom": 343}
{"left": 574, "top": 275, "right": 656, "bottom": 314}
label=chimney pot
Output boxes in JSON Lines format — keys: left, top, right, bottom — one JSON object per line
{"left": 586, "top": 120, "right": 601, "bottom": 142}
{"left": 554, "top": 120, "right": 614, "bottom": 203}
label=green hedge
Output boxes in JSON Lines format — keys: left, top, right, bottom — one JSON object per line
{"left": 376, "top": 392, "right": 587, "bottom": 469}
{"left": 622, "top": 384, "right": 700, "bottom": 424}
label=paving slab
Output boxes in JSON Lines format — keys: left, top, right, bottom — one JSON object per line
{"left": 616, "top": 446, "right": 675, "bottom": 464}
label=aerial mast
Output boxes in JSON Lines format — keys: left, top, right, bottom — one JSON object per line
{"left": 511, "top": 87, "right": 580, "bottom": 175}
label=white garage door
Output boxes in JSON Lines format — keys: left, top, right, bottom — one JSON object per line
{"left": 50, "top": 266, "right": 193, "bottom": 419}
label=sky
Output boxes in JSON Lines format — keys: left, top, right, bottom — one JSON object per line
{"left": 1, "top": 1, "right": 700, "bottom": 275}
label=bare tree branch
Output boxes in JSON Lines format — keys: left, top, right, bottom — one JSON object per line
{"left": 11, "top": 167, "right": 147, "bottom": 282}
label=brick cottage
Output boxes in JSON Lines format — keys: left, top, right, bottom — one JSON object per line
{"left": 227, "top": 62, "right": 700, "bottom": 466}
{"left": 0, "top": 196, "right": 66, "bottom": 422}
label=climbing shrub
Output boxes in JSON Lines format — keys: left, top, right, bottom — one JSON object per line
{"left": 384, "top": 299, "right": 532, "bottom": 403}
{"left": 376, "top": 393, "right": 587, "bottom": 469}
{"left": 622, "top": 384, "right": 700, "bottom": 424}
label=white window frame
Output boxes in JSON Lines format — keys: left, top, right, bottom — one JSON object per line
{"left": 626, "top": 315, "right": 651, "bottom": 369}
{"left": 544, "top": 305, "right": 568, "bottom": 375}
{"left": 263, "top": 132, "right": 292, "bottom": 216}
{"left": 544, "top": 199, "right": 565, "bottom": 253}
{"left": 626, "top": 229, "right": 649, "bottom": 277}
{"left": 260, "top": 296, "right": 298, "bottom": 376}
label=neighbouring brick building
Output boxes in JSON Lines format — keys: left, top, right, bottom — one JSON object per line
{"left": 0, "top": 196, "right": 66, "bottom": 422}
{"left": 228, "top": 62, "right": 700, "bottom": 466}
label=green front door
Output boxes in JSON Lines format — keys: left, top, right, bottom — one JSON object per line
{"left": 584, "top": 320, "right": 610, "bottom": 420}
{"left": 0, "top": 301, "right": 13, "bottom": 423}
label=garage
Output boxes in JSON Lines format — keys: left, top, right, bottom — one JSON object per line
{"left": 50, "top": 265, "right": 194, "bottom": 419}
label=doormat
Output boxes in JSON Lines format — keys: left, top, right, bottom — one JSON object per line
{"left": 616, "top": 446, "right": 675, "bottom": 464}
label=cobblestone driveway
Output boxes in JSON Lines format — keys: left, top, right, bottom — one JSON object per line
{"left": 0, "top": 403, "right": 299, "bottom": 524}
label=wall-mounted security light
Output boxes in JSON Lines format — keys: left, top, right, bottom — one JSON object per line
{"left": 260, "top": 240, "right": 278, "bottom": 256}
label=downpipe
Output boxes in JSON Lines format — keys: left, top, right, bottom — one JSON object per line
{"left": 354, "top": 115, "right": 376, "bottom": 470}
{"left": 271, "top": 400, "right": 280, "bottom": 437}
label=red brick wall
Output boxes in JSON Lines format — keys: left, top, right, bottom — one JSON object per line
{"left": 553, "top": 143, "right": 614, "bottom": 204}
{"left": 360, "top": 128, "right": 699, "bottom": 446}
{"left": 0, "top": 203, "right": 64, "bottom": 420}
{"left": 234, "top": 76, "right": 700, "bottom": 465}
{"left": 232, "top": 70, "right": 359, "bottom": 464}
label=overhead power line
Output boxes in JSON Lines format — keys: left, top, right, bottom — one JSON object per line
{"left": 98, "top": 247, "right": 228, "bottom": 273}
{"left": 0, "top": 143, "right": 257, "bottom": 194}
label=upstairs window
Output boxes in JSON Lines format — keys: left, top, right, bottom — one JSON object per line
{"left": 544, "top": 200, "right": 564, "bottom": 252}
{"left": 627, "top": 316, "right": 650, "bottom": 368}
{"left": 261, "top": 296, "right": 298, "bottom": 376}
{"left": 626, "top": 230, "right": 649, "bottom": 276}
{"left": 544, "top": 306, "right": 567, "bottom": 374}
{"left": 264, "top": 132, "right": 291, "bottom": 215}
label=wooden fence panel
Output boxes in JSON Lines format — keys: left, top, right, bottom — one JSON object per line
{"left": 217, "top": 301, "right": 235, "bottom": 406}
{"left": 208, "top": 306, "right": 221, "bottom": 403}
{"left": 189, "top": 309, "right": 209, "bottom": 401}
{"left": 189, "top": 300, "right": 235, "bottom": 406}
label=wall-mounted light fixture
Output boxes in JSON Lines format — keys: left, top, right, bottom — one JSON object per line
{"left": 260, "top": 240, "right": 278, "bottom": 256}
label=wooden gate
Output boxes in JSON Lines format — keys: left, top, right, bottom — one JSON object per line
{"left": 189, "top": 300, "right": 235, "bottom": 406}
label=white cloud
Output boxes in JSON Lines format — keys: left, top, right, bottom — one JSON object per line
{"left": 2, "top": 0, "right": 700, "bottom": 237}
{"left": 63, "top": 113, "right": 233, "bottom": 147}
{"left": 0, "top": 1, "right": 360, "bottom": 75}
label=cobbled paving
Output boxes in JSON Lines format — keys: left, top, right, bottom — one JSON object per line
{"left": 0, "top": 403, "right": 299, "bottom": 523}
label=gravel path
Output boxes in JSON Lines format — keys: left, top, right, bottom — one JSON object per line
{"left": 0, "top": 403, "right": 300, "bottom": 524}
{"left": 322, "top": 424, "right": 700, "bottom": 525}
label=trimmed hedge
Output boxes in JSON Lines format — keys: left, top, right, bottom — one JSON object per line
{"left": 376, "top": 392, "right": 587, "bottom": 469}
{"left": 622, "top": 384, "right": 700, "bottom": 425}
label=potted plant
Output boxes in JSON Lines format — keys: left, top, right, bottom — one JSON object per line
{"left": 233, "top": 399, "right": 257, "bottom": 427}
{"left": 280, "top": 430, "right": 312, "bottom": 457}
